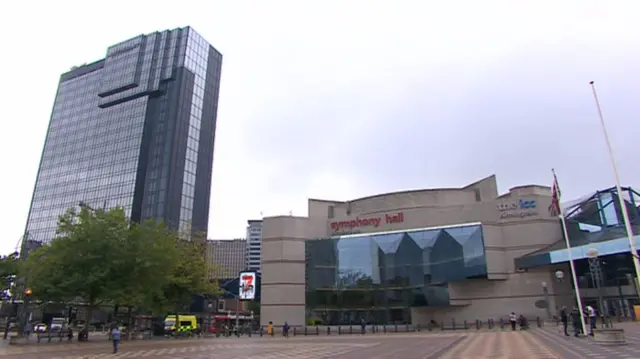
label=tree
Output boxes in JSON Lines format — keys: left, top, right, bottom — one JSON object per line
{"left": 22, "top": 206, "right": 220, "bottom": 335}
{"left": 107, "top": 219, "right": 182, "bottom": 332}
{"left": 157, "top": 236, "right": 221, "bottom": 314}
{"left": 0, "top": 252, "right": 19, "bottom": 300}
{"left": 23, "top": 207, "right": 131, "bottom": 326}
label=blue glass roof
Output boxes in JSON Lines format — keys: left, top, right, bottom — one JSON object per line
{"left": 516, "top": 186, "right": 640, "bottom": 269}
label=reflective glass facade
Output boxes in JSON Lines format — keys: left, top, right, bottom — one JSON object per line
{"left": 24, "top": 27, "right": 222, "bottom": 245}
{"left": 305, "top": 224, "right": 487, "bottom": 325}
{"left": 516, "top": 187, "right": 640, "bottom": 269}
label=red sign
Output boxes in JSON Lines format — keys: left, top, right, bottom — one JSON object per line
{"left": 330, "top": 212, "right": 404, "bottom": 232}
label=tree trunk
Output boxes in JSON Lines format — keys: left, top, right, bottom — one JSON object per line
{"left": 85, "top": 304, "right": 94, "bottom": 340}
{"left": 176, "top": 312, "right": 180, "bottom": 338}
{"left": 127, "top": 306, "right": 133, "bottom": 340}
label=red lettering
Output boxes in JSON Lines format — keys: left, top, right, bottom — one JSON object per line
{"left": 330, "top": 212, "right": 404, "bottom": 232}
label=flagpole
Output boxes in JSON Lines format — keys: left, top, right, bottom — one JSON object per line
{"left": 553, "top": 169, "right": 587, "bottom": 335}
{"left": 589, "top": 81, "right": 640, "bottom": 297}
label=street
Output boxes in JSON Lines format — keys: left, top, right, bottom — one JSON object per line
{"left": 2, "top": 323, "right": 640, "bottom": 358}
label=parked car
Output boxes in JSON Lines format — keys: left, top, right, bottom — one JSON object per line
{"left": 34, "top": 323, "right": 47, "bottom": 333}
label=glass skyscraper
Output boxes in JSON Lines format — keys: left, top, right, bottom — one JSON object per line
{"left": 23, "top": 27, "right": 222, "bottom": 246}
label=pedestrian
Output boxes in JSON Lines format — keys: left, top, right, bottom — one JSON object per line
{"left": 509, "top": 312, "right": 517, "bottom": 331}
{"left": 585, "top": 305, "right": 597, "bottom": 336}
{"left": 267, "top": 321, "right": 273, "bottom": 337}
{"left": 518, "top": 314, "right": 528, "bottom": 330}
{"left": 283, "top": 321, "right": 289, "bottom": 338}
{"left": 559, "top": 306, "right": 569, "bottom": 336}
{"left": 570, "top": 307, "right": 581, "bottom": 337}
{"left": 24, "top": 322, "right": 33, "bottom": 339}
{"left": 111, "top": 325, "right": 121, "bottom": 354}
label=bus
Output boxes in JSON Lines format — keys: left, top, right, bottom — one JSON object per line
{"left": 210, "top": 314, "right": 254, "bottom": 334}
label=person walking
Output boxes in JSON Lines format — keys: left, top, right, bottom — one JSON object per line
{"left": 559, "top": 306, "right": 569, "bottom": 336}
{"left": 266, "top": 321, "right": 274, "bottom": 337}
{"left": 509, "top": 312, "right": 517, "bottom": 331}
{"left": 111, "top": 325, "right": 122, "bottom": 354}
{"left": 570, "top": 307, "right": 581, "bottom": 337}
{"left": 585, "top": 305, "right": 597, "bottom": 336}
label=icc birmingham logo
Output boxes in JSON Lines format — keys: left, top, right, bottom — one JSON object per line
{"left": 497, "top": 199, "right": 537, "bottom": 212}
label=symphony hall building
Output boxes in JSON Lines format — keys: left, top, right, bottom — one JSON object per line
{"left": 260, "top": 175, "right": 640, "bottom": 326}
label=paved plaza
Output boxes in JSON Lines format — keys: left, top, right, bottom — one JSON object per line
{"left": 2, "top": 324, "right": 640, "bottom": 358}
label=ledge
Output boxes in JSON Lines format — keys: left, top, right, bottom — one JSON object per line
{"left": 593, "top": 328, "right": 627, "bottom": 346}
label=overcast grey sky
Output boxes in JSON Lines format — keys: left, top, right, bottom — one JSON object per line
{"left": 1, "top": 1, "right": 638, "bottom": 254}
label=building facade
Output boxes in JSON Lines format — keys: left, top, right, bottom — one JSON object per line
{"left": 23, "top": 27, "right": 222, "bottom": 246}
{"left": 516, "top": 186, "right": 640, "bottom": 318}
{"left": 246, "top": 220, "right": 263, "bottom": 273}
{"left": 260, "top": 175, "right": 571, "bottom": 326}
{"left": 206, "top": 239, "right": 247, "bottom": 279}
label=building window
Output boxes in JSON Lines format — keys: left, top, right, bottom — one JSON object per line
{"left": 305, "top": 224, "right": 487, "bottom": 325}
{"left": 218, "top": 300, "right": 225, "bottom": 311}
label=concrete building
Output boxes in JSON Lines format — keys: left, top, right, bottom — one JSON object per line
{"left": 206, "top": 239, "right": 247, "bottom": 279}
{"left": 260, "top": 174, "right": 640, "bottom": 327}
{"left": 246, "top": 220, "right": 263, "bottom": 273}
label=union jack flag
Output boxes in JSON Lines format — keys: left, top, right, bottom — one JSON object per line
{"left": 549, "top": 170, "right": 562, "bottom": 216}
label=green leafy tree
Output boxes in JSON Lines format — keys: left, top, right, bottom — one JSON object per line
{"left": 107, "top": 219, "right": 181, "bottom": 331}
{"left": 0, "top": 252, "right": 19, "bottom": 300}
{"left": 158, "top": 236, "right": 221, "bottom": 315}
{"left": 23, "top": 207, "right": 130, "bottom": 328}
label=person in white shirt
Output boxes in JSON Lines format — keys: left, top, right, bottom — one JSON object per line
{"left": 585, "top": 305, "right": 597, "bottom": 335}
{"left": 509, "top": 312, "right": 517, "bottom": 331}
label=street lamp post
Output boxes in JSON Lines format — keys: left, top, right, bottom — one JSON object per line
{"left": 19, "top": 288, "right": 32, "bottom": 338}
{"left": 587, "top": 248, "right": 610, "bottom": 328}
{"left": 541, "top": 281, "right": 551, "bottom": 319}
{"left": 589, "top": 81, "right": 640, "bottom": 299}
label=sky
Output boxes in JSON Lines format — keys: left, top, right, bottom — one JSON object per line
{"left": 1, "top": 1, "right": 639, "bottom": 254}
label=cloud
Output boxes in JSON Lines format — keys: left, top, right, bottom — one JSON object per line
{"left": 1, "top": 1, "right": 639, "bottom": 251}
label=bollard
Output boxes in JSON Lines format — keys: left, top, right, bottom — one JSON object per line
{"left": 500, "top": 318, "right": 504, "bottom": 330}
{"left": 464, "top": 320, "right": 468, "bottom": 330}
{"left": 304, "top": 326, "right": 308, "bottom": 336}
{"left": 537, "top": 317, "right": 541, "bottom": 328}
{"left": 293, "top": 326, "right": 297, "bottom": 336}
{"left": 349, "top": 325, "right": 353, "bottom": 335}
{"left": 476, "top": 319, "right": 480, "bottom": 330}
{"left": 338, "top": 326, "right": 341, "bottom": 335}
{"left": 316, "top": 326, "right": 319, "bottom": 335}
{"left": 452, "top": 318, "right": 456, "bottom": 330}
{"left": 327, "top": 326, "right": 330, "bottom": 336}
